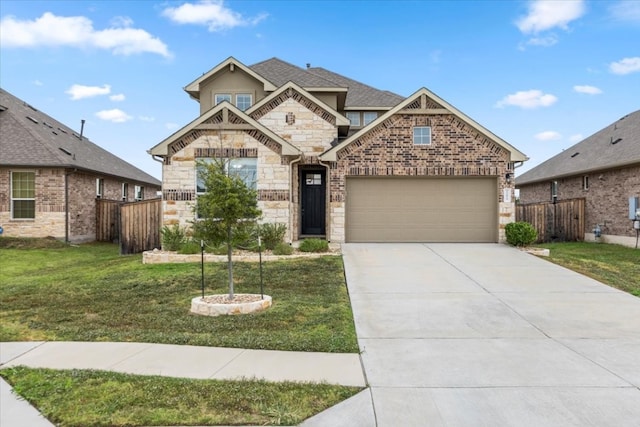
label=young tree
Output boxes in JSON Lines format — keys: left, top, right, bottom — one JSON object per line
{"left": 193, "top": 158, "right": 261, "bottom": 300}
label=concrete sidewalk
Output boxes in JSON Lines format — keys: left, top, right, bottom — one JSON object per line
{"left": 0, "top": 341, "right": 366, "bottom": 427}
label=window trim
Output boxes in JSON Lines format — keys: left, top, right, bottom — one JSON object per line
{"left": 551, "top": 180, "right": 558, "bottom": 201}
{"left": 11, "top": 170, "right": 36, "bottom": 220}
{"left": 134, "top": 185, "right": 144, "bottom": 201}
{"left": 96, "top": 178, "right": 104, "bottom": 198}
{"left": 122, "top": 182, "right": 129, "bottom": 201}
{"left": 363, "top": 112, "right": 377, "bottom": 126}
{"left": 413, "top": 126, "right": 432, "bottom": 145}
{"left": 582, "top": 175, "right": 589, "bottom": 191}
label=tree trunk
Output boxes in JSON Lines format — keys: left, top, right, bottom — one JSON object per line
{"left": 227, "top": 225, "right": 234, "bottom": 300}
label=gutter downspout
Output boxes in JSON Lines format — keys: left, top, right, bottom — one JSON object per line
{"left": 288, "top": 155, "right": 302, "bottom": 244}
{"left": 318, "top": 159, "right": 332, "bottom": 242}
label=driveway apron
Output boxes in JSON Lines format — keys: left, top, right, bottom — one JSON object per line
{"left": 343, "top": 243, "right": 640, "bottom": 427}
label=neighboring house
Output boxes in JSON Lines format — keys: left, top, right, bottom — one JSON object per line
{"left": 517, "top": 110, "right": 640, "bottom": 248}
{"left": 0, "top": 88, "right": 161, "bottom": 242}
{"left": 149, "top": 57, "right": 528, "bottom": 243}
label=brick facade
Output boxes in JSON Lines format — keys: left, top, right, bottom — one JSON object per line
{"left": 0, "top": 167, "right": 160, "bottom": 242}
{"left": 518, "top": 164, "right": 640, "bottom": 245}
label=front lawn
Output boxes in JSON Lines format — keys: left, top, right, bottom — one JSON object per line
{"left": 537, "top": 242, "right": 640, "bottom": 296}
{"left": 0, "top": 366, "right": 361, "bottom": 426}
{"left": 0, "top": 238, "right": 358, "bottom": 353}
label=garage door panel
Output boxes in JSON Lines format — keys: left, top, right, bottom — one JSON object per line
{"left": 346, "top": 177, "right": 497, "bottom": 243}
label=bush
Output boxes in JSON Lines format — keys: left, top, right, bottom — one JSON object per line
{"left": 161, "top": 224, "right": 185, "bottom": 251}
{"left": 260, "top": 223, "right": 287, "bottom": 250}
{"left": 178, "top": 240, "right": 201, "bottom": 254}
{"left": 273, "top": 242, "right": 294, "bottom": 255}
{"left": 505, "top": 222, "right": 538, "bottom": 247}
{"left": 298, "top": 238, "right": 329, "bottom": 253}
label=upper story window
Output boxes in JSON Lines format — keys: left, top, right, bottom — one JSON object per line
{"left": 236, "top": 94, "right": 252, "bottom": 111}
{"left": 413, "top": 126, "right": 432, "bottom": 145}
{"left": 196, "top": 158, "right": 258, "bottom": 195}
{"left": 346, "top": 112, "right": 360, "bottom": 126}
{"left": 11, "top": 171, "right": 35, "bottom": 219}
{"left": 214, "top": 94, "right": 232, "bottom": 105}
{"left": 96, "top": 178, "right": 104, "bottom": 198}
{"left": 363, "top": 112, "right": 377, "bottom": 125}
{"left": 135, "top": 185, "right": 144, "bottom": 201}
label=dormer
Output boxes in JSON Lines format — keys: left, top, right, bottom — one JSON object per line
{"left": 184, "top": 57, "right": 278, "bottom": 115}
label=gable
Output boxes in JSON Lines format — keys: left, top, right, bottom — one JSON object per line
{"left": 320, "top": 88, "right": 528, "bottom": 163}
{"left": 148, "top": 102, "right": 300, "bottom": 159}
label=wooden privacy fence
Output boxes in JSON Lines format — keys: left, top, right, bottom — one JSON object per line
{"left": 516, "top": 198, "right": 585, "bottom": 242}
{"left": 96, "top": 198, "right": 162, "bottom": 254}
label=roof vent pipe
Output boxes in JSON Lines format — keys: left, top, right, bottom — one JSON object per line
{"left": 80, "top": 119, "right": 85, "bottom": 141}
{"left": 306, "top": 63, "right": 311, "bottom": 69}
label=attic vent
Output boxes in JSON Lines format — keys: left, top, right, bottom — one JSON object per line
{"left": 25, "top": 103, "right": 38, "bottom": 112}
{"left": 58, "top": 127, "right": 68, "bottom": 134}
{"left": 611, "top": 138, "right": 622, "bottom": 145}
{"left": 52, "top": 131, "right": 58, "bottom": 135}
{"left": 26, "top": 116, "right": 38, "bottom": 124}
{"left": 571, "top": 152, "right": 580, "bottom": 158}
{"left": 43, "top": 121, "right": 53, "bottom": 128}
{"left": 59, "top": 147, "right": 72, "bottom": 156}
{"left": 0, "top": 105, "right": 7, "bottom": 112}
{"left": 72, "top": 133, "right": 81, "bottom": 139}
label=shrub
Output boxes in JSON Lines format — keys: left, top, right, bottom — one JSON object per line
{"left": 260, "top": 223, "right": 287, "bottom": 250}
{"left": 178, "top": 240, "right": 201, "bottom": 254}
{"left": 273, "top": 242, "right": 294, "bottom": 255}
{"left": 505, "top": 222, "right": 538, "bottom": 247}
{"left": 298, "top": 238, "right": 329, "bottom": 253}
{"left": 161, "top": 224, "right": 185, "bottom": 251}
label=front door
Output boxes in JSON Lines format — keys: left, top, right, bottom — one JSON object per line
{"left": 300, "top": 170, "right": 326, "bottom": 235}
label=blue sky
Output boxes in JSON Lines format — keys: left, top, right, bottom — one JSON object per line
{"left": 1, "top": 0, "right": 638, "bottom": 180}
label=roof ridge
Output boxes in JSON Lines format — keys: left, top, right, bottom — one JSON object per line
{"left": 307, "top": 66, "right": 403, "bottom": 98}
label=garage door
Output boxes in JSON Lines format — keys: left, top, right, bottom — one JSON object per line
{"left": 345, "top": 177, "right": 498, "bottom": 243}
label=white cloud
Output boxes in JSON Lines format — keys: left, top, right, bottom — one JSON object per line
{"left": 109, "top": 93, "right": 126, "bottom": 102}
{"left": 535, "top": 131, "right": 562, "bottom": 141}
{"left": 139, "top": 116, "right": 155, "bottom": 122}
{"left": 573, "top": 85, "right": 602, "bottom": 95}
{"left": 165, "top": 122, "right": 179, "bottom": 130}
{"left": 516, "top": 0, "right": 585, "bottom": 34}
{"left": 609, "top": 57, "right": 640, "bottom": 75}
{"left": 162, "top": 0, "right": 267, "bottom": 32}
{"left": 0, "top": 12, "right": 171, "bottom": 57}
{"left": 569, "top": 134, "right": 583, "bottom": 143}
{"left": 609, "top": 1, "right": 640, "bottom": 23}
{"left": 66, "top": 84, "right": 111, "bottom": 100}
{"left": 33, "top": 80, "right": 43, "bottom": 86}
{"left": 95, "top": 109, "right": 132, "bottom": 123}
{"left": 495, "top": 90, "right": 558, "bottom": 109}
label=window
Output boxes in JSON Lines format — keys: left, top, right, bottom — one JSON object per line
{"left": 363, "top": 112, "right": 377, "bottom": 125}
{"left": 346, "top": 112, "right": 360, "bottom": 126}
{"left": 196, "top": 158, "right": 257, "bottom": 194}
{"left": 582, "top": 175, "right": 589, "bottom": 190}
{"left": 413, "top": 126, "right": 432, "bottom": 145}
{"left": 236, "top": 94, "right": 252, "bottom": 111}
{"left": 11, "top": 171, "right": 35, "bottom": 219}
{"left": 214, "top": 94, "right": 232, "bottom": 105}
{"left": 122, "top": 183, "right": 129, "bottom": 201}
{"left": 551, "top": 181, "right": 558, "bottom": 201}
{"left": 96, "top": 178, "right": 104, "bottom": 198}
{"left": 135, "top": 185, "right": 144, "bottom": 201}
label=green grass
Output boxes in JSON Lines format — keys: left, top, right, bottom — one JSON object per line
{"left": 0, "top": 238, "right": 358, "bottom": 353}
{"left": 0, "top": 366, "right": 361, "bottom": 426}
{"left": 537, "top": 242, "right": 640, "bottom": 296}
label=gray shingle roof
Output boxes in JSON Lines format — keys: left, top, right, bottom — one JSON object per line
{"left": 516, "top": 110, "right": 640, "bottom": 185}
{"left": 249, "top": 58, "right": 403, "bottom": 108}
{"left": 0, "top": 88, "right": 160, "bottom": 186}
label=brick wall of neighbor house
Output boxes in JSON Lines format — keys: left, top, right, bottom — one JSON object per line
{"left": 330, "top": 114, "right": 514, "bottom": 242}
{"left": 518, "top": 164, "right": 640, "bottom": 241}
{"left": 0, "top": 167, "right": 66, "bottom": 238}
{"left": 162, "top": 130, "right": 294, "bottom": 240}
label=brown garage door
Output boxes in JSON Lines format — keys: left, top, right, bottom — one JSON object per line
{"left": 345, "top": 177, "right": 498, "bottom": 243}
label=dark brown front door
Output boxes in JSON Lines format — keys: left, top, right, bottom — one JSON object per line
{"left": 300, "top": 170, "right": 326, "bottom": 235}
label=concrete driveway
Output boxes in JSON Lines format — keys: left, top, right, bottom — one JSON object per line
{"left": 342, "top": 243, "right": 640, "bottom": 427}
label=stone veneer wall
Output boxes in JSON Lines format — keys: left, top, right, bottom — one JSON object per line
{"left": 329, "top": 114, "right": 514, "bottom": 243}
{"left": 517, "top": 164, "right": 640, "bottom": 242}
